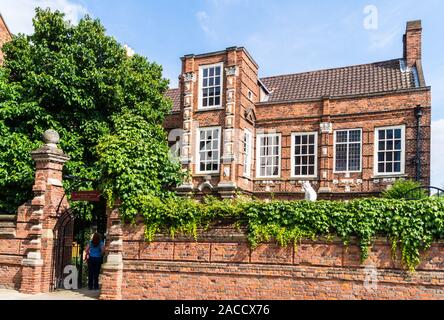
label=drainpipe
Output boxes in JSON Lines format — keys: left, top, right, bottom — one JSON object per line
{"left": 414, "top": 105, "right": 423, "bottom": 182}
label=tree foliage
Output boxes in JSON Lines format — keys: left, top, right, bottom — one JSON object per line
{"left": 0, "top": 8, "right": 182, "bottom": 213}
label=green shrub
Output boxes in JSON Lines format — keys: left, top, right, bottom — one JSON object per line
{"left": 381, "top": 179, "right": 428, "bottom": 200}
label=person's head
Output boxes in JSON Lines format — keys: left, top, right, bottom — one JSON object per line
{"left": 92, "top": 232, "right": 101, "bottom": 247}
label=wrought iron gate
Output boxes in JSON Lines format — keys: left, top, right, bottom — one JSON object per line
{"left": 403, "top": 186, "right": 444, "bottom": 200}
{"left": 51, "top": 209, "right": 75, "bottom": 291}
{"left": 50, "top": 204, "right": 108, "bottom": 291}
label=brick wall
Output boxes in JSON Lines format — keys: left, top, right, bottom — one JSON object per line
{"left": 253, "top": 89, "right": 431, "bottom": 198}
{"left": 100, "top": 221, "right": 443, "bottom": 300}
{"left": 0, "top": 188, "right": 69, "bottom": 292}
{"left": 0, "top": 132, "right": 70, "bottom": 293}
{"left": 0, "top": 205, "right": 31, "bottom": 289}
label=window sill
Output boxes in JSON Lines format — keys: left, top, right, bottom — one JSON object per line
{"left": 333, "top": 171, "right": 363, "bottom": 175}
{"left": 194, "top": 173, "right": 220, "bottom": 177}
{"left": 289, "top": 177, "right": 319, "bottom": 181}
{"left": 195, "top": 107, "right": 224, "bottom": 113}
{"left": 372, "top": 174, "right": 407, "bottom": 179}
{"left": 255, "top": 177, "right": 282, "bottom": 181}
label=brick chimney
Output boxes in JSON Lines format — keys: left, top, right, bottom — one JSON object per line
{"left": 403, "top": 20, "right": 422, "bottom": 68}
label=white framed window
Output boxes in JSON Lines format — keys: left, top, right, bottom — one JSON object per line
{"left": 196, "top": 127, "right": 221, "bottom": 174}
{"left": 291, "top": 132, "right": 318, "bottom": 178}
{"left": 243, "top": 129, "right": 252, "bottom": 177}
{"left": 374, "top": 125, "right": 406, "bottom": 176}
{"left": 256, "top": 133, "right": 281, "bottom": 178}
{"left": 198, "top": 63, "right": 223, "bottom": 109}
{"left": 334, "top": 129, "right": 362, "bottom": 173}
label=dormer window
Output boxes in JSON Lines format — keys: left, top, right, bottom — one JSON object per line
{"left": 199, "top": 63, "right": 223, "bottom": 109}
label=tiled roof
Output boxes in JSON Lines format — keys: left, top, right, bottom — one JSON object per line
{"left": 165, "top": 88, "right": 180, "bottom": 112}
{"left": 260, "top": 59, "right": 420, "bottom": 102}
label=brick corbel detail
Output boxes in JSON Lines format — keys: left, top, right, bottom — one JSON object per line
{"left": 99, "top": 206, "right": 123, "bottom": 300}
{"left": 177, "top": 56, "right": 195, "bottom": 196}
{"left": 319, "top": 98, "right": 332, "bottom": 193}
{"left": 218, "top": 49, "right": 238, "bottom": 198}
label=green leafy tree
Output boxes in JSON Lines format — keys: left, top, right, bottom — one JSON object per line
{"left": 381, "top": 179, "right": 428, "bottom": 200}
{"left": 96, "top": 111, "right": 183, "bottom": 220}
{"left": 0, "top": 8, "right": 182, "bottom": 213}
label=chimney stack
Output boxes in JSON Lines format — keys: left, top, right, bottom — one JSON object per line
{"left": 403, "top": 20, "right": 422, "bottom": 68}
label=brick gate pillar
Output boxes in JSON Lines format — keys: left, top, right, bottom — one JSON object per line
{"left": 99, "top": 206, "right": 123, "bottom": 300}
{"left": 20, "top": 129, "right": 70, "bottom": 294}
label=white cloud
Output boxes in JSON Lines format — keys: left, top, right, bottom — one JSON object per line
{"left": 196, "top": 10, "right": 216, "bottom": 39}
{"left": 368, "top": 26, "right": 402, "bottom": 50}
{"left": 207, "top": 0, "right": 250, "bottom": 5}
{"left": 432, "top": 119, "right": 444, "bottom": 189}
{"left": 0, "top": 0, "right": 87, "bottom": 35}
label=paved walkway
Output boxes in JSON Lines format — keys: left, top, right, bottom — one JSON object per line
{"left": 0, "top": 288, "right": 99, "bottom": 300}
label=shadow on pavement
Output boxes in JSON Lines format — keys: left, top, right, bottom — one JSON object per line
{"left": 0, "top": 288, "right": 100, "bottom": 300}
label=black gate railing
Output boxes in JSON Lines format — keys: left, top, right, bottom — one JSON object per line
{"left": 50, "top": 209, "right": 75, "bottom": 291}
{"left": 403, "top": 186, "right": 444, "bottom": 200}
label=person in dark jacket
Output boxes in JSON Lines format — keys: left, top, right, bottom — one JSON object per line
{"left": 84, "top": 232, "right": 105, "bottom": 290}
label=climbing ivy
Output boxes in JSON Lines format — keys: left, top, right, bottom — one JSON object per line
{"left": 125, "top": 196, "right": 444, "bottom": 272}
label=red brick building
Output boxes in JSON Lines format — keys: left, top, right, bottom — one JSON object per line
{"left": 165, "top": 20, "right": 431, "bottom": 200}
{"left": 0, "top": 14, "right": 12, "bottom": 65}
{"left": 0, "top": 15, "right": 430, "bottom": 201}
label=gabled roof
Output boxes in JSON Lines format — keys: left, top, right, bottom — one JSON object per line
{"left": 0, "top": 14, "right": 12, "bottom": 38}
{"left": 165, "top": 58, "right": 425, "bottom": 111}
{"left": 165, "top": 88, "right": 180, "bottom": 113}
{"left": 259, "top": 59, "right": 422, "bottom": 103}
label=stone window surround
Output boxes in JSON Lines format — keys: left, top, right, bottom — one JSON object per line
{"left": 290, "top": 132, "right": 319, "bottom": 179}
{"left": 373, "top": 125, "right": 406, "bottom": 177}
{"left": 196, "top": 126, "right": 222, "bottom": 175}
{"left": 333, "top": 128, "right": 363, "bottom": 174}
{"left": 198, "top": 62, "right": 224, "bottom": 110}
{"left": 256, "top": 132, "right": 282, "bottom": 179}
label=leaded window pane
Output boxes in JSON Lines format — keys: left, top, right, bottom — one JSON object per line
{"left": 335, "top": 129, "right": 362, "bottom": 172}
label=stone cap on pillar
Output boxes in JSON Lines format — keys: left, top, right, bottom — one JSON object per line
{"left": 31, "top": 129, "right": 70, "bottom": 164}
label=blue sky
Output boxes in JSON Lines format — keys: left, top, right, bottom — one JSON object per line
{"left": 76, "top": 0, "right": 444, "bottom": 119}
{"left": 1, "top": 0, "right": 443, "bottom": 187}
